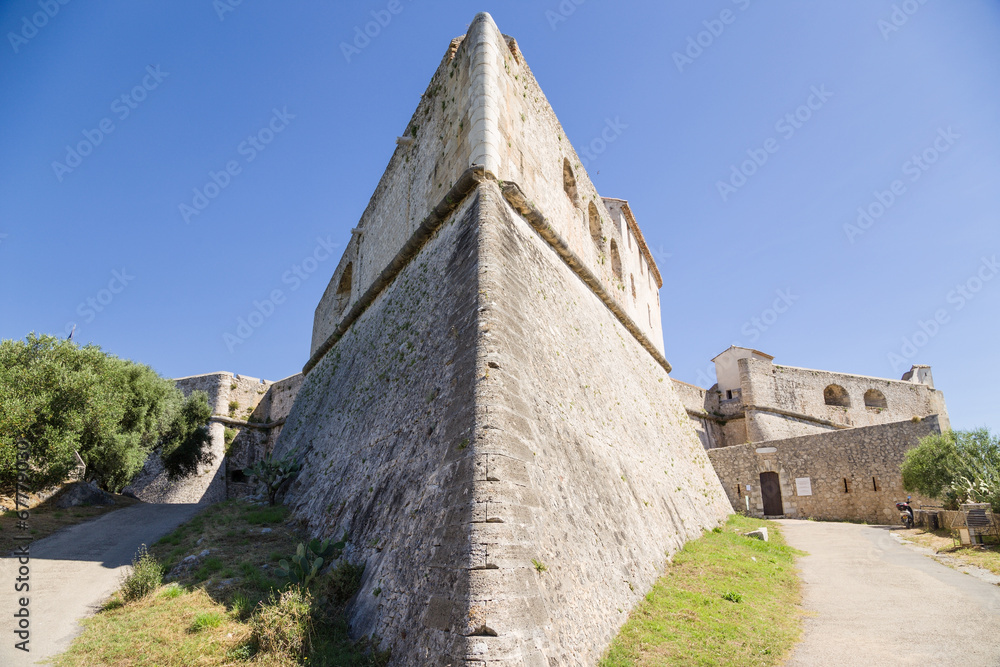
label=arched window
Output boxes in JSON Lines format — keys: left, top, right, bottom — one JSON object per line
{"left": 610, "top": 239, "right": 622, "bottom": 281}
{"left": 562, "top": 158, "right": 579, "bottom": 206}
{"left": 823, "top": 384, "right": 850, "bottom": 407}
{"left": 864, "top": 389, "right": 887, "bottom": 409}
{"left": 335, "top": 263, "right": 353, "bottom": 316}
{"left": 588, "top": 201, "right": 602, "bottom": 248}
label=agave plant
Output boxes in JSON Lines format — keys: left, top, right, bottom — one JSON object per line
{"left": 275, "top": 534, "right": 347, "bottom": 589}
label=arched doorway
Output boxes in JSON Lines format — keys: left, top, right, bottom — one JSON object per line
{"left": 759, "top": 471, "right": 783, "bottom": 516}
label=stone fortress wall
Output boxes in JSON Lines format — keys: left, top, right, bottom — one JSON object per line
{"left": 676, "top": 346, "right": 950, "bottom": 522}
{"left": 274, "top": 13, "right": 730, "bottom": 665}
{"left": 675, "top": 346, "right": 949, "bottom": 450}
{"left": 310, "top": 12, "right": 663, "bottom": 366}
{"left": 124, "top": 371, "right": 302, "bottom": 504}
{"left": 707, "top": 416, "right": 941, "bottom": 523}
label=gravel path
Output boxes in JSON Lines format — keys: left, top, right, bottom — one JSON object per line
{"left": 778, "top": 519, "right": 1000, "bottom": 666}
{"left": 0, "top": 502, "right": 205, "bottom": 666}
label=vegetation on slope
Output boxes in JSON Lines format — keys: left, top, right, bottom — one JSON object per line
{"left": 53, "top": 499, "right": 385, "bottom": 667}
{"left": 601, "top": 515, "right": 804, "bottom": 667}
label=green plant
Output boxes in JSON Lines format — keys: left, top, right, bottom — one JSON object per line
{"left": 224, "top": 427, "right": 237, "bottom": 454}
{"left": 532, "top": 559, "right": 547, "bottom": 573}
{"left": 228, "top": 400, "right": 240, "bottom": 417}
{"left": 245, "top": 449, "right": 303, "bottom": 505}
{"left": 321, "top": 560, "right": 366, "bottom": 605}
{"left": 722, "top": 590, "right": 743, "bottom": 603}
{"left": 276, "top": 535, "right": 347, "bottom": 589}
{"left": 119, "top": 544, "right": 163, "bottom": 603}
{"left": 250, "top": 587, "right": 314, "bottom": 658}
{"left": 158, "top": 582, "right": 183, "bottom": 599}
{"left": 190, "top": 611, "right": 224, "bottom": 632}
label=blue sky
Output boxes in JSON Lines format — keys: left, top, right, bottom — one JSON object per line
{"left": 1, "top": 1, "right": 997, "bottom": 432}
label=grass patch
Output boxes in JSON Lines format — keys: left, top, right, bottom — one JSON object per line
{"left": 54, "top": 498, "right": 385, "bottom": 666}
{"left": 246, "top": 504, "right": 290, "bottom": 525}
{"left": 0, "top": 490, "right": 137, "bottom": 555}
{"left": 897, "top": 526, "right": 1000, "bottom": 575}
{"left": 601, "top": 515, "right": 804, "bottom": 666}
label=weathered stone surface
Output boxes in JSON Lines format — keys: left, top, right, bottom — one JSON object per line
{"left": 124, "top": 371, "right": 303, "bottom": 503}
{"left": 743, "top": 527, "right": 768, "bottom": 541}
{"left": 708, "top": 416, "right": 942, "bottom": 523}
{"left": 55, "top": 481, "right": 115, "bottom": 508}
{"left": 270, "top": 13, "right": 729, "bottom": 664}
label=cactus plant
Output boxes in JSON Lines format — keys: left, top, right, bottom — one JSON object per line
{"left": 275, "top": 534, "right": 348, "bottom": 589}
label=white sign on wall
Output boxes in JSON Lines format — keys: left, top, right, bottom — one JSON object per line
{"left": 795, "top": 477, "right": 813, "bottom": 496}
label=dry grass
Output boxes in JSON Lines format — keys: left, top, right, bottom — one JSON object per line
{"left": 896, "top": 526, "right": 1000, "bottom": 575}
{"left": 53, "top": 499, "right": 384, "bottom": 667}
{"left": 0, "top": 489, "right": 137, "bottom": 554}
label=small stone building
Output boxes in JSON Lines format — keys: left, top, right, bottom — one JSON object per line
{"left": 123, "top": 371, "right": 301, "bottom": 504}
{"left": 675, "top": 346, "right": 949, "bottom": 521}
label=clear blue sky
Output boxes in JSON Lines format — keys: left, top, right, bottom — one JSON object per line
{"left": 1, "top": 1, "right": 997, "bottom": 432}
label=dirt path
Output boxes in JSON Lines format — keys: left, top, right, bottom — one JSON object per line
{"left": 778, "top": 519, "right": 1000, "bottom": 666}
{"left": 0, "top": 502, "right": 205, "bottom": 666}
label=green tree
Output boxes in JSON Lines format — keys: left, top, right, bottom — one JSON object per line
{"left": 901, "top": 428, "right": 1000, "bottom": 512}
{"left": 0, "top": 333, "right": 213, "bottom": 493}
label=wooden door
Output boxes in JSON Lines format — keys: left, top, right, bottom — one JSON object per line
{"left": 760, "top": 471, "right": 783, "bottom": 516}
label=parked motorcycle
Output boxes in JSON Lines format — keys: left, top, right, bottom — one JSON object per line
{"left": 896, "top": 498, "right": 914, "bottom": 528}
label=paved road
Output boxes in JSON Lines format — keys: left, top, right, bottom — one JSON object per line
{"left": 778, "top": 520, "right": 1000, "bottom": 666}
{"left": 0, "top": 502, "right": 205, "bottom": 666}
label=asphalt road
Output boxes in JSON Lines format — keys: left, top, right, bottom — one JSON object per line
{"left": 0, "top": 502, "right": 205, "bottom": 666}
{"left": 779, "top": 519, "right": 1000, "bottom": 666}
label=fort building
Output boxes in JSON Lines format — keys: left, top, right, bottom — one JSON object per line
{"left": 120, "top": 13, "right": 956, "bottom": 663}
{"left": 675, "top": 346, "right": 949, "bottom": 523}
{"left": 268, "top": 13, "right": 730, "bottom": 664}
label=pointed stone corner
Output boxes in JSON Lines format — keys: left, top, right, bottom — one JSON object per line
{"left": 275, "top": 15, "right": 731, "bottom": 664}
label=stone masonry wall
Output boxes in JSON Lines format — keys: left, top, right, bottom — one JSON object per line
{"left": 275, "top": 195, "right": 482, "bottom": 662}
{"left": 740, "top": 356, "right": 950, "bottom": 442}
{"left": 126, "top": 371, "right": 302, "bottom": 503}
{"left": 475, "top": 183, "right": 730, "bottom": 663}
{"left": 311, "top": 13, "right": 663, "bottom": 362}
{"left": 274, "top": 183, "right": 730, "bottom": 664}
{"left": 125, "top": 373, "right": 231, "bottom": 504}
{"left": 707, "top": 416, "right": 942, "bottom": 523}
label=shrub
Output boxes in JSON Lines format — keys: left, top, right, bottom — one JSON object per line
{"left": 119, "top": 544, "right": 163, "bottom": 603}
{"left": 250, "top": 587, "right": 314, "bottom": 658}
{"left": 321, "top": 560, "right": 366, "bottom": 605}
